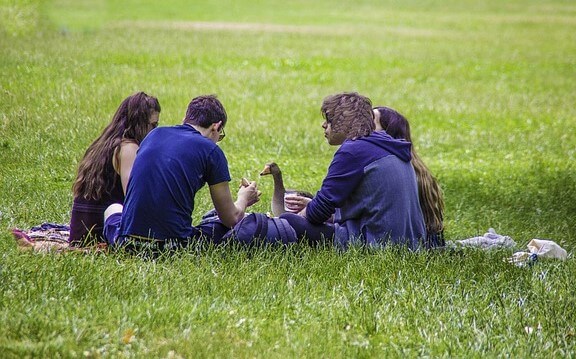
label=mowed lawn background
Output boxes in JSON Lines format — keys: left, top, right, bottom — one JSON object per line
{"left": 1, "top": 0, "right": 575, "bottom": 357}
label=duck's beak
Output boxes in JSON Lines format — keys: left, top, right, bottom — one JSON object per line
{"left": 260, "top": 165, "right": 271, "bottom": 176}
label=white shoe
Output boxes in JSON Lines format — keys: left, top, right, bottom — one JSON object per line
{"left": 104, "top": 203, "right": 123, "bottom": 222}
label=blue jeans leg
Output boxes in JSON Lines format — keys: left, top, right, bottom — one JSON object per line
{"left": 279, "top": 212, "right": 334, "bottom": 246}
{"left": 103, "top": 212, "right": 122, "bottom": 246}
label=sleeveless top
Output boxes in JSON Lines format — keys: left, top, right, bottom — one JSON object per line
{"left": 69, "top": 161, "right": 124, "bottom": 246}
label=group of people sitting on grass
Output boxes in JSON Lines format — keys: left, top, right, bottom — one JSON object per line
{"left": 69, "top": 91, "right": 444, "bottom": 255}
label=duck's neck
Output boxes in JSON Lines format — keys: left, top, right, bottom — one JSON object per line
{"left": 271, "top": 171, "right": 286, "bottom": 216}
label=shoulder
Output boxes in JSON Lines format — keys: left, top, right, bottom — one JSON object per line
{"left": 208, "top": 144, "right": 227, "bottom": 164}
{"left": 120, "top": 139, "right": 139, "bottom": 150}
{"left": 141, "top": 125, "right": 205, "bottom": 147}
{"left": 175, "top": 125, "right": 215, "bottom": 145}
{"left": 113, "top": 141, "right": 139, "bottom": 172}
{"left": 117, "top": 140, "right": 139, "bottom": 157}
{"left": 335, "top": 139, "right": 366, "bottom": 158}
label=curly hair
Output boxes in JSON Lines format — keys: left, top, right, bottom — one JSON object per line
{"left": 321, "top": 92, "right": 374, "bottom": 140}
{"left": 73, "top": 92, "right": 161, "bottom": 200}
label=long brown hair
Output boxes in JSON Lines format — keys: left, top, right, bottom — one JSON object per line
{"left": 73, "top": 92, "right": 161, "bottom": 200}
{"left": 374, "top": 106, "right": 444, "bottom": 234}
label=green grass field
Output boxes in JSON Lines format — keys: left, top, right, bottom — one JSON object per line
{"left": 1, "top": 0, "right": 575, "bottom": 356}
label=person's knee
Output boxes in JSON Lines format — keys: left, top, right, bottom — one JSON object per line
{"left": 279, "top": 213, "right": 307, "bottom": 237}
{"left": 103, "top": 204, "right": 123, "bottom": 245}
{"left": 279, "top": 213, "right": 332, "bottom": 246}
{"left": 104, "top": 203, "right": 123, "bottom": 222}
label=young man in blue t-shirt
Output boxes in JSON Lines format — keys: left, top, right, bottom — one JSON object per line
{"left": 103, "top": 95, "right": 260, "bottom": 252}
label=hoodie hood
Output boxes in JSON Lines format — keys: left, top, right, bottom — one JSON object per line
{"left": 357, "top": 130, "right": 412, "bottom": 162}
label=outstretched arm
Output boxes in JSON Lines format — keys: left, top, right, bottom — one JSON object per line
{"left": 209, "top": 180, "right": 260, "bottom": 228}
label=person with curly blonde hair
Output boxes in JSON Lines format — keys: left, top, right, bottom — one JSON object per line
{"left": 281, "top": 92, "right": 426, "bottom": 250}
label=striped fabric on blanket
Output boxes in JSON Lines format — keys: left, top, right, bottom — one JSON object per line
{"left": 11, "top": 223, "right": 106, "bottom": 253}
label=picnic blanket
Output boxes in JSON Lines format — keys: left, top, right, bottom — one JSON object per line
{"left": 10, "top": 223, "right": 106, "bottom": 253}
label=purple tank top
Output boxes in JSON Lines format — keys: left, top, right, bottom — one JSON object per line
{"left": 69, "top": 162, "right": 124, "bottom": 246}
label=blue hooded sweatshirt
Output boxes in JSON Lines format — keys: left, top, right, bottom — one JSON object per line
{"left": 306, "top": 131, "right": 426, "bottom": 250}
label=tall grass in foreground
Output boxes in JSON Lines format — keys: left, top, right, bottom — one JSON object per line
{"left": 1, "top": 245, "right": 575, "bottom": 357}
{"left": 1, "top": 0, "right": 575, "bottom": 356}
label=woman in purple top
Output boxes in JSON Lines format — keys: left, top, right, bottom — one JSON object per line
{"left": 69, "top": 92, "right": 161, "bottom": 246}
{"left": 281, "top": 92, "right": 426, "bottom": 250}
{"left": 373, "top": 106, "right": 445, "bottom": 249}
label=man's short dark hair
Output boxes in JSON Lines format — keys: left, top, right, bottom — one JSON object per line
{"left": 184, "top": 95, "right": 227, "bottom": 128}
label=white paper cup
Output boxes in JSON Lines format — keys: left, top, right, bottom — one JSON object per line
{"left": 284, "top": 190, "right": 297, "bottom": 212}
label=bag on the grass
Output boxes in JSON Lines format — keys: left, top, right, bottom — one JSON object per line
{"left": 198, "top": 209, "right": 232, "bottom": 244}
{"left": 527, "top": 239, "right": 567, "bottom": 260}
{"left": 222, "top": 213, "right": 298, "bottom": 245}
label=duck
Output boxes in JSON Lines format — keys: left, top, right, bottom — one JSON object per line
{"left": 259, "top": 162, "right": 313, "bottom": 217}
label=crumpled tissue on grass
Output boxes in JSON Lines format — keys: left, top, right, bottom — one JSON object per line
{"left": 448, "top": 228, "right": 517, "bottom": 249}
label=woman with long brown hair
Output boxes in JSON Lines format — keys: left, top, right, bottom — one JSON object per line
{"left": 373, "top": 106, "right": 445, "bottom": 248}
{"left": 69, "top": 92, "right": 161, "bottom": 246}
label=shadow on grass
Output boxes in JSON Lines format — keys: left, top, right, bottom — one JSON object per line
{"left": 442, "top": 162, "right": 575, "bottom": 244}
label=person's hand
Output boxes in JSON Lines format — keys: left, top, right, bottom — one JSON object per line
{"left": 237, "top": 180, "right": 261, "bottom": 207}
{"left": 284, "top": 193, "right": 312, "bottom": 213}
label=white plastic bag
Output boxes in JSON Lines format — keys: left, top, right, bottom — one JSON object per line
{"left": 509, "top": 238, "right": 567, "bottom": 266}
{"left": 526, "top": 239, "right": 567, "bottom": 260}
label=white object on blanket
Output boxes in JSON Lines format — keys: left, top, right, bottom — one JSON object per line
{"left": 455, "top": 228, "right": 517, "bottom": 249}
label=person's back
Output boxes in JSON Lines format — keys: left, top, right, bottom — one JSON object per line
{"left": 119, "top": 125, "right": 229, "bottom": 240}
{"left": 70, "top": 92, "right": 161, "bottom": 246}
{"left": 104, "top": 94, "right": 260, "bottom": 253}
{"left": 335, "top": 143, "right": 425, "bottom": 249}
{"left": 70, "top": 164, "right": 124, "bottom": 245}
{"left": 282, "top": 92, "right": 426, "bottom": 250}
{"left": 373, "top": 106, "right": 445, "bottom": 248}
{"left": 318, "top": 131, "right": 426, "bottom": 249}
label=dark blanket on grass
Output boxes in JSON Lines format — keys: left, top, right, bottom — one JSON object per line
{"left": 11, "top": 223, "right": 106, "bottom": 253}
